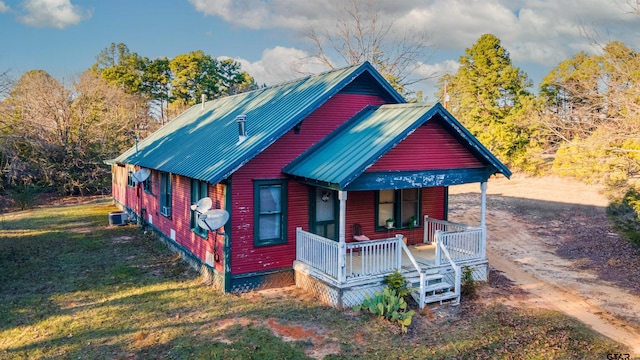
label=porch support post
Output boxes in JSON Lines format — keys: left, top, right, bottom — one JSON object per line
{"left": 480, "top": 182, "right": 488, "bottom": 259}
{"left": 337, "top": 190, "right": 347, "bottom": 283}
{"left": 480, "top": 182, "right": 487, "bottom": 228}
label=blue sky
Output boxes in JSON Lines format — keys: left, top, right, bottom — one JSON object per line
{"left": 1, "top": 0, "right": 638, "bottom": 99}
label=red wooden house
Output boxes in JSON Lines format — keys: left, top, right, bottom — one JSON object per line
{"left": 109, "top": 62, "right": 510, "bottom": 309}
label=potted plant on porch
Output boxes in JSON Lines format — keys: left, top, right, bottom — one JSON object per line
{"left": 386, "top": 218, "right": 395, "bottom": 229}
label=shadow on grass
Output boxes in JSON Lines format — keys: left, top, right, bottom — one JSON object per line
{"left": 0, "top": 198, "right": 627, "bottom": 359}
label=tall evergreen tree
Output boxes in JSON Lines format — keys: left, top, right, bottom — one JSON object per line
{"left": 439, "top": 34, "right": 537, "bottom": 166}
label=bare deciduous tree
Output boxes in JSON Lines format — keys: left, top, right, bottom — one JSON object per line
{"left": 305, "top": 0, "right": 433, "bottom": 95}
{"left": 0, "top": 70, "right": 152, "bottom": 194}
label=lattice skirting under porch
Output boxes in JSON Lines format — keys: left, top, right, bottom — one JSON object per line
{"left": 295, "top": 260, "right": 489, "bottom": 310}
{"left": 294, "top": 263, "right": 388, "bottom": 310}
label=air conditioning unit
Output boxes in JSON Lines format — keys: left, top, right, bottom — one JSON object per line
{"left": 108, "top": 211, "right": 128, "bottom": 226}
{"left": 161, "top": 206, "right": 171, "bottom": 217}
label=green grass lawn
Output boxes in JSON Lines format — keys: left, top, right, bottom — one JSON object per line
{"left": 0, "top": 200, "right": 628, "bottom": 359}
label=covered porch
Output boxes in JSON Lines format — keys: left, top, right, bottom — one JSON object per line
{"left": 282, "top": 103, "right": 510, "bottom": 309}
{"left": 293, "top": 189, "right": 489, "bottom": 310}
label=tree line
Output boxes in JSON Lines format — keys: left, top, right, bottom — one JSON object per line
{"left": 0, "top": 44, "right": 256, "bottom": 197}
{"left": 440, "top": 34, "right": 639, "bottom": 198}
{"left": 0, "top": 25, "right": 638, "bottom": 221}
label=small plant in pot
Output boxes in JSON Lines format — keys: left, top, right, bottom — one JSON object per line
{"left": 386, "top": 218, "right": 394, "bottom": 229}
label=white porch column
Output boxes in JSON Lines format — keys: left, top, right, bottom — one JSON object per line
{"left": 480, "top": 182, "right": 487, "bottom": 228}
{"left": 337, "top": 190, "right": 347, "bottom": 283}
{"left": 480, "top": 181, "right": 488, "bottom": 259}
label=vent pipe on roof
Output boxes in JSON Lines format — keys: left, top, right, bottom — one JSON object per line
{"left": 201, "top": 94, "right": 206, "bottom": 109}
{"left": 237, "top": 114, "right": 247, "bottom": 144}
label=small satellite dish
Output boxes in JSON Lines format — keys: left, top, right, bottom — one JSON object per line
{"left": 190, "top": 197, "right": 213, "bottom": 213}
{"left": 131, "top": 168, "right": 151, "bottom": 184}
{"left": 197, "top": 209, "right": 230, "bottom": 231}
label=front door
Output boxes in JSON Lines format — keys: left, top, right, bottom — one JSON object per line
{"left": 310, "top": 187, "right": 338, "bottom": 241}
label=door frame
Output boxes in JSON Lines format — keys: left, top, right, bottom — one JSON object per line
{"left": 308, "top": 187, "right": 339, "bottom": 241}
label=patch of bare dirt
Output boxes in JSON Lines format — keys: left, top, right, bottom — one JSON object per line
{"left": 213, "top": 290, "right": 340, "bottom": 360}
{"left": 450, "top": 175, "right": 640, "bottom": 355}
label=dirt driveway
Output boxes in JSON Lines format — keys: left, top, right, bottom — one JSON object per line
{"left": 449, "top": 175, "right": 640, "bottom": 355}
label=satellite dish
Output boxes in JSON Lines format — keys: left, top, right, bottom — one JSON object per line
{"left": 131, "top": 168, "right": 150, "bottom": 184}
{"left": 197, "top": 209, "right": 230, "bottom": 231}
{"left": 190, "top": 197, "right": 213, "bottom": 213}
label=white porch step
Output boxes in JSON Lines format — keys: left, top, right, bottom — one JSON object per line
{"left": 410, "top": 282, "right": 459, "bottom": 306}
{"left": 424, "top": 281, "right": 452, "bottom": 294}
{"left": 407, "top": 273, "right": 444, "bottom": 288}
{"left": 423, "top": 291, "right": 460, "bottom": 305}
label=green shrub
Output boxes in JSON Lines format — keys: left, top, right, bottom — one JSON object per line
{"left": 384, "top": 269, "right": 411, "bottom": 301}
{"left": 607, "top": 188, "right": 640, "bottom": 247}
{"left": 353, "top": 288, "right": 416, "bottom": 334}
{"left": 9, "top": 185, "right": 42, "bottom": 210}
{"left": 461, "top": 266, "right": 477, "bottom": 299}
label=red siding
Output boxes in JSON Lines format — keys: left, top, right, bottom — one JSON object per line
{"left": 112, "top": 168, "right": 227, "bottom": 274}
{"left": 367, "top": 118, "right": 483, "bottom": 172}
{"left": 344, "top": 187, "right": 446, "bottom": 246}
{"left": 230, "top": 93, "right": 387, "bottom": 274}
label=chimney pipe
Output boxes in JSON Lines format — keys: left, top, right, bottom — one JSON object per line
{"left": 237, "top": 114, "right": 247, "bottom": 144}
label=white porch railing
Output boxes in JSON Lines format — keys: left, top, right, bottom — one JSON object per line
{"left": 296, "top": 228, "right": 340, "bottom": 281}
{"left": 423, "top": 216, "right": 472, "bottom": 243}
{"left": 435, "top": 228, "right": 485, "bottom": 264}
{"left": 296, "top": 228, "right": 406, "bottom": 283}
{"left": 424, "top": 216, "right": 486, "bottom": 266}
{"left": 345, "top": 235, "right": 403, "bottom": 279}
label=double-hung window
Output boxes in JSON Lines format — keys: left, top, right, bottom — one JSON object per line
{"left": 254, "top": 179, "right": 287, "bottom": 246}
{"left": 159, "top": 172, "right": 172, "bottom": 217}
{"left": 376, "top": 188, "right": 421, "bottom": 230}
{"left": 127, "top": 168, "right": 135, "bottom": 188}
{"left": 143, "top": 174, "right": 152, "bottom": 194}
{"left": 191, "top": 179, "right": 209, "bottom": 238}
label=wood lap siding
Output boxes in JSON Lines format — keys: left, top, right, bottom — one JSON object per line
{"left": 115, "top": 168, "right": 227, "bottom": 274}
{"left": 344, "top": 187, "right": 446, "bottom": 245}
{"left": 230, "top": 93, "right": 387, "bottom": 275}
{"left": 367, "top": 118, "right": 484, "bottom": 172}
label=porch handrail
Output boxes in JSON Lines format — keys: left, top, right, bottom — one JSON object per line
{"left": 437, "top": 240, "right": 461, "bottom": 305}
{"left": 296, "top": 228, "right": 340, "bottom": 280}
{"left": 423, "top": 216, "right": 475, "bottom": 243}
{"left": 345, "top": 236, "right": 402, "bottom": 279}
{"left": 399, "top": 238, "right": 427, "bottom": 309}
{"left": 398, "top": 238, "right": 422, "bottom": 274}
{"left": 434, "top": 228, "right": 484, "bottom": 265}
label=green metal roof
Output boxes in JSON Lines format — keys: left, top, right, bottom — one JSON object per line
{"left": 282, "top": 103, "right": 511, "bottom": 189}
{"left": 112, "top": 62, "right": 404, "bottom": 183}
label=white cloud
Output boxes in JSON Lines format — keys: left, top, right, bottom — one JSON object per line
{"left": 19, "top": 0, "right": 91, "bottom": 29}
{"left": 0, "top": 1, "right": 10, "bottom": 13}
{"left": 407, "top": 60, "right": 460, "bottom": 101}
{"left": 233, "top": 46, "right": 329, "bottom": 86}
{"left": 189, "top": 0, "right": 333, "bottom": 30}
{"left": 190, "top": 0, "right": 640, "bottom": 70}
